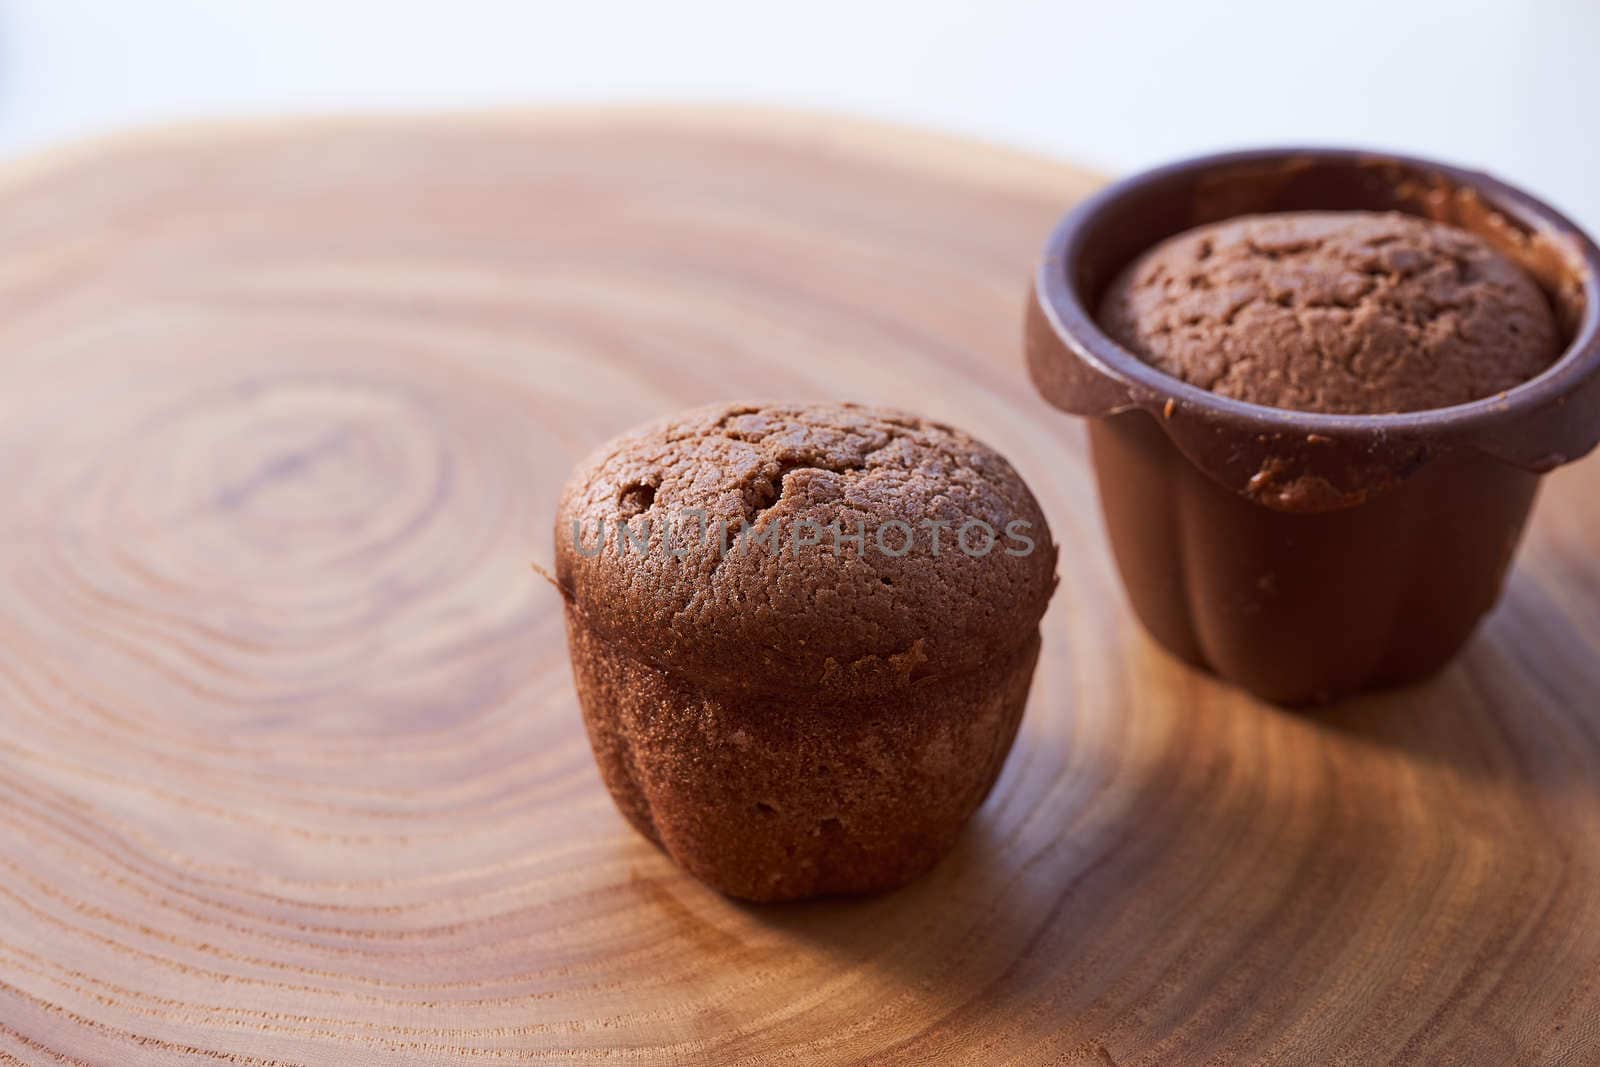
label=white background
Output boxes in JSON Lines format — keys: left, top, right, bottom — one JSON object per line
{"left": 2, "top": 0, "right": 1598, "bottom": 231}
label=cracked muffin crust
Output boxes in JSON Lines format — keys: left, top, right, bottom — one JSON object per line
{"left": 554, "top": 402, "right": 1057, "bottom": 901}
{"left": 1097, "top": 211, "right": 1562, "bottom": 415}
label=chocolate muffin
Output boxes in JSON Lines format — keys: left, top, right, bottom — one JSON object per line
{"left": 554, "top": 402, "right": 1056, "bottom": 902}
{"left": 1098, "top": 211, "right": 1561, "bottom": 414}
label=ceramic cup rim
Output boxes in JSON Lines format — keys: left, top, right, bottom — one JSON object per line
{"left": 1033, "top": 145, "right": 1600, "bottom": 438}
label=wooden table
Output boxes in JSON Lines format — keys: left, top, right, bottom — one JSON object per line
{"left": 0, "top": 109, "right": 1596, "bottom": 1066}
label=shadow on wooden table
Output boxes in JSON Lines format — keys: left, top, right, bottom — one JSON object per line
{"left": 1306, "top": 572, "right": 1600, "bottom": 795}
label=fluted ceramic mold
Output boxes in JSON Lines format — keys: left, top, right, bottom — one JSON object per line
{"left": 1026, "top": 148, "right": 1600, "bottom": 704}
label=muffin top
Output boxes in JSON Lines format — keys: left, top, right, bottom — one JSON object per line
{"left": 1097, "top": 211, "right": 1562, "bottom": 414}
{"left": 554, "top": 402, "right": 1057, "bottom": 700}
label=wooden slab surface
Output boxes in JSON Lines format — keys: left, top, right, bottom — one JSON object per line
{"left": 0, "top": 108, "right": 1597, "bottom": 1066}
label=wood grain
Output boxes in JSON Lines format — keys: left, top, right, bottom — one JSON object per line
{"left": 0, "top": 107, "right": 1597, "bottom": 1066}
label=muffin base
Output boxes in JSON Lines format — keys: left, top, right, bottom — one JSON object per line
{"left": 565, "top": 612, "right": 1039, "bottom": 902}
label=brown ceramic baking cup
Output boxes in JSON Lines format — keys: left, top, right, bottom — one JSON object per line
{"left": 1026, "top": 148, "right": 1600, "bottom": 704}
